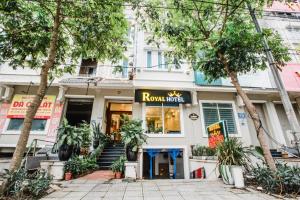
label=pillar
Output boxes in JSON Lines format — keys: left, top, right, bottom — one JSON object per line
{"left": 264, "top": 102, "right": 287, "bottom": 146}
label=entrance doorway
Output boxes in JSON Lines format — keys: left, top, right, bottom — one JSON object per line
{"left": 65, "top": 99, "right": 93, "bottom": 126}
{"left": 142, "top": 149, "right": 184, "bottom": 179}
{"left": 106, "top": 102, "right": 132, "bottom": 142}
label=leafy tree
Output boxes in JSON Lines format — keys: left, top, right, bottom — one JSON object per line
{"left": 0, "top": 0, "right": 128, "bottom": 172}
{"left": 135, "top": 0, "right": 290, "bottom": 171}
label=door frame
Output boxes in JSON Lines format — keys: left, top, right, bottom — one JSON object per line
{"left": 105, "top": 102, "right": 132, "bottom": 135}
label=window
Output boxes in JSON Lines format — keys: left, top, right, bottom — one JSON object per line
{"left": 7, "top": 119, "right": 47, "bottom": 131}
{"left": 145, "top": 103, "right": 181, "bottom": 134}
{"left": 79, "top": 58, "right": 97, "bottom": 76}
{"left": 122, "top": 59, "right": 128, "bottom": 77}
{"left": 147, "top": 51, "right": 152, "bottom": 68}
{"left": 202, "top": 103, "right": 237, "bottom": 134}
{"left": 158, "top": 52, "right": 162, "bottom": 69}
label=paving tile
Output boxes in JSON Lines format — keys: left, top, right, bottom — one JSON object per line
{"left": 46, "top": 191, "right": 70, "bottom": 198}
{"left": 84, "top": 191, "right": 107, "bottom": 198}
{"left": 63, "top": 191, "right": 88, "bottom": 199}
{"left": 144, "top": 197, "right": 164, "bottom": 200}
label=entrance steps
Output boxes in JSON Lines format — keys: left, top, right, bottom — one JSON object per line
{"left": 97, "top": 143, "right": 125, "bottom": 170}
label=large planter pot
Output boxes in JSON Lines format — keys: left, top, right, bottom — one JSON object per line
{"left": 51, "top": 161, "right": 65, "bottom": 180}
{"left": 58, "top": 144, "right": 73, "bottom": 161}
{"left": 126, "top": 146, "right": 138, "bottom": 161}
{"left": 220, "top": 165, "right": 234, "bottom": 185}
{"left": 231, "top": 166, "right": 244, "bottom": 188}
{"left": 93, "top": 140, "right": 100, "bottom": 149}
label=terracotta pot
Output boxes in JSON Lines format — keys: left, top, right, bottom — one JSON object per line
{"left": 115, "top": 172, "right": 122, "bottom": 179}
{"left": 65, "top": 172, "right": 72, "bottom": 181}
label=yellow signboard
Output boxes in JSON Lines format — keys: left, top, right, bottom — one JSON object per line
{"left": 7, "top": 95, "right": 56, "bottom": 119}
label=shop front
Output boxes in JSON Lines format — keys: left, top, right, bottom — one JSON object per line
{"left": 134, "top": 89, "right": 192, "bottom": 179}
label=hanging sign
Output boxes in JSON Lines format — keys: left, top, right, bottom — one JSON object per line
{"left": 189, "top": 113, "right": 199, "bottom": 120}
{"left": 7, "top": 95, "right": 56, "bottom": 119}
{"left": 135, "top": 90, "right": 192, "bottom": 104}
{"left": 207, "top": 120, "right": 229, "bottom": 148}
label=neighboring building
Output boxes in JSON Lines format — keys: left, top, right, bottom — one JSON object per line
{"left": 0, "top": 4, "right": 300, "bottom": 179}
{"left": 260, "top": 0, "right": 300, "bottom": 147}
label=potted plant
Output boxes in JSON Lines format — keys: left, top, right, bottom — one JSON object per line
{"left": 56, "top": 118, "right": 83, "bottom": 161}
{"left": 111, "top": 156, "right": 126, "bottom": 179}
{"left": 216, "top": 138, "right": 247, "bottom": 188}
{"left": 192, "top": 145, "right": 216, "bottom": 160}
{"left": 78, "top": 121, "right": 92, "bottom": 155}
{"left": 120, "top": 116, "right": 147, "bottom": 161}
{"left": 64, "top": 161, "right": 72, "bottom": 181}
{"left": 92, "top": 122, "right": 110, "bottom": 149}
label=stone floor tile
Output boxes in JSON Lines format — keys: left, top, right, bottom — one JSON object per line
{"left": 84, "top": 191, "right": 107, "bottom": 198}
{"left": 144, "top": 197, "right": 164, "bottom": 200}
{"left": 63, "top": 191, "right": 88, "bottom": 199}
{"left": 123, "top": 197, "right": 143, "bottom": 200}
{"left": 46, "top": 191, "right": 70, "bottom": 198}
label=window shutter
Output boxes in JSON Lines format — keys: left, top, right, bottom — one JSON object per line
{"left": 219, "top": 108, "right": 236, "bottom": 134}
{"left": 203, "top": 108, "right": 219, "bottom": 129}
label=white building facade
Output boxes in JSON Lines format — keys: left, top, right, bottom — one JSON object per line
{"left": 0, "top": 3, "right": 300, "bottom": 179}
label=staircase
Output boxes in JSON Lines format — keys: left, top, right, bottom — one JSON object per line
{"left": 97, "top": 143, "right": 125, "bottom": 170}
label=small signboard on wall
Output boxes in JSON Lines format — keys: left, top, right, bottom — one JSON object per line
{"left": 207, "top": 120, "right": 229, "bottom": 148}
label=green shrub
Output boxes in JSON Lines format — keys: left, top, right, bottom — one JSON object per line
{"left": 249, "top": 163, "right": 300, "bottom": 196}
{"left": 192, "top": 145, "right": 216, "bottom": 156}
{"left": 64, "top": 156, "right": 98, "bottom": 177}
{"left": 78, "top": 121, "right": 92, "bottom": 148}
{"left": 2, "top": 168, "right": 52, "bottom": 199}
{"left": 216, "top": 138, "right": 247, "bottom": 166}
{"left": 111, "top": 156, "right": 126, "bottom": 173}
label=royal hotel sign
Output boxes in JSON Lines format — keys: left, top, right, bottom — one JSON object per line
{"left": 135, "top": 90, "right": 192, "bottom": 104}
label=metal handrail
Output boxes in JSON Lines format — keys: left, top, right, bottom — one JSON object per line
{"left": 22, "top": 139, "right": 56, "bottom": 169}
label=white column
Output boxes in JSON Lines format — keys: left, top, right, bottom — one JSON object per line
{"left": 264, "top": 102, "right": 287, "bottom": 146}
{"left": 183, "top": 146, "right": 190, "bottom": 179}
{"left": 90, "top": 90, "right": 105, "bottom": 125}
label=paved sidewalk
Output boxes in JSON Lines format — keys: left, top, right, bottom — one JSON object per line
{"left": 42, "top": 179, "right": 278, "bottom": 200}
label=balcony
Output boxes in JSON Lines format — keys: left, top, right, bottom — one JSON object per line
{"left": 194, "top": 71, "right": 222, "bottom": 86}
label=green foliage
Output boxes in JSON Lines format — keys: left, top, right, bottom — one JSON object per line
{"left": 56, "top": 118, "right": 83, "bottom": 148}
{"left": 249, "top": 164, "right": 300, "bottom": 196}
{"left": 64, "top": 156, "right": 98, "bottom": 177}
{"left": 136, "top": 0, "right": 290, "bottom": 82}
{"left": 78, "top": 121, "right": 92, "bottom": 148}
{"left": 2, "top": 168, "right": 52, "bottom": 199}
{"left": 192, "top": 145, "right": 216, "bottom": 156}
{"left": 120, "top": 117, "right": 147, "bottom": 152}
{"left": 92, "top": 122, "right": 110, "bottom": 144}
{"left": 110, "top": 156, "right": 126, "bottom": 173}
{"left": 216, "top": 138, "right": 247, "bottom": 166}
{"left": 0, "top": 0, "right": 129, "bottom": 75}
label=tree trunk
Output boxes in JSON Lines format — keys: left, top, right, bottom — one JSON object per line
{"left": 229, "top": 71, "right": 277, "bottom": 171}
{"left": 217, "top": 52, "right": 276, "bottom": 171}
{"left": 9, "top": 0, "right": 62, "bottom": 172}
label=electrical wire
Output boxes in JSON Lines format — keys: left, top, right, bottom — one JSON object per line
{"left": 245, "top": 111, "right": 300, "bottom": 158}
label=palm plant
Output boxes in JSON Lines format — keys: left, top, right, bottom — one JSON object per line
{"left": 216, "top": 138, "right": 247, "bottom": 166}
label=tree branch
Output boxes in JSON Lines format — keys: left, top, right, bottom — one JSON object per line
{"left": 191, "top": 0, "right": 209, "bottom": 38}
